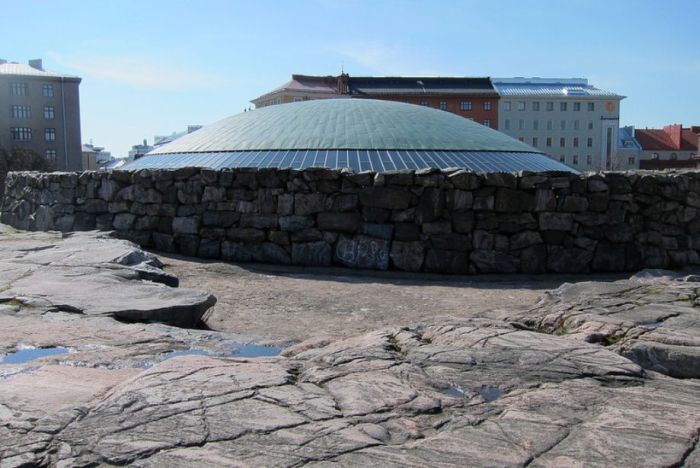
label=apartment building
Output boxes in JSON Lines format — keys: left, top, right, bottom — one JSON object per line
{"left": 491, "top": 78, "right": 624, "bottom": 171}
{"left": 251, "top": 74, "right": 499, "bottom": 128}
{"left": 0, "top": 59, "right": 82, "bottom": 170}
{"left": 634, "top": 125, "right": 699, "bottom": 170}
{"left": 251, "top": 75, "right": 348, "bottom": 108}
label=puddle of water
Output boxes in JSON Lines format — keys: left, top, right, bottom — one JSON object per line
{"left": 160, "top": 343, "right": 282, "bottom": 363}
{"left": 640, "top": 322, "right": 663, "bottom": 329}
{"left": 1, "top": 347, "right": 70, "bottom": 365}
{"left": 162, "top": 349, "right": 212, "bottom": 360}
{"left": 442, "top": 385, "right": 467, "bottom": 398}
{"left": 229, "top": 343, "right": 281, "bottom": 358}
{"left": 479, "top": 386, "right": 503, "bottom": 402}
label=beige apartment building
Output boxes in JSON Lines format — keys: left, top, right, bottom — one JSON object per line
{"left": 0, "top": 59, "right": 82, "bottom": 170}
{"left": 492, "top": 78, "right": 626, "bottom": 171}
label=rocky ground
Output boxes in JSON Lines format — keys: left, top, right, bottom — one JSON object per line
{"left": 0, "top": 227, "right": 698, "bottom": 467}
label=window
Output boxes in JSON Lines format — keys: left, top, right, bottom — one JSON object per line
{"left": 44, "top": 106, "right": 55, "bottom": 119}
{"left": 573, "top": 102, "right": 581, "bottom": 111}
{"left": 484, "top": 101, "right": 492, "bottom": 110}
{"left": 573, "top": 137, "right": 579, "bottom": 147}
{"left": 11, "top": 82, "right": 28, "bottom": 96}
{"left": 460, "top": 101, "right": 472, "bottom": 111}
{"left": 573, "top": 155, "right": 579, "bottom": 165}
{"left": 532, "top": 137, "right": 539, "bottom": 147}
{"left": 11, "top": 105, "right": 31, "bottom": 119}
{"left": 587, "top": 155, "right": 593, "bottom": 165}
{"left": 439, "top": 101, "right": 448, "bottom": 110}
{"left": 560, "top": 155, "right": 565, "bottom": 163}
{"left": 560, "top": 102, "right": 568, "bottom": 111}
{"left": 560, "top": 137, "right": 566, "bottom": 147}
{"left": 587, "top": 137, "right": 593, "bottom": 147}
{"left": 671, "top": 153, "right": 678, "bottom": 160}
{"left": 504, "top": 119, "right": 510, "bottom": 130}
{"left": 419, "top": 101, "right": 428, "bottom": 106}
{"left": 518, "top": 137, "right": 524, "bottom": 142}
{"left": 11, "top": 127, "right": 32, "bottom": 141}
{"left": 517, "top": 101, "right": 526, "bottom": 111}
{"left": 546, "top": 102, "right": 554, "bottom": 111}
{"left": 533, "top": 119, "right": 539, "bottom": 130}
{"left": 503, "top": 101, "right": 511, "bottom": 111}
{"left": 292, "top": 97, "right": 303, "bottom": 102}
{"left": 483, "top": 119, "right": 491, "bottom": 127}
{"left": 546, "top": 137, "right": 552, "bottom": 147}
{"left": 651, "top": 153, "right": 659, "bottom": 160}
{"left": 532, "top": 101, "right": 540, "bottom": 111}
{"left": 518, "top": 119, "right": 524, "bottom": 130}
{"left": 547, "top": 120, "right": 553, "bottom": 130}
{"left": 573, "top": 120, "right": 579, "bottom": 130}
{"left": 42, "top": 84, "right": 54, "bottom": 97}
{"left": 46, "top": 149, "right": 57, "bottom": 163}
{"left": 628, "top": 157, "right": 635, "bottom": 165}
{"left": 587, "top": 102, "right": 595, "bottom": 111}
{"left": 560, "top": 120, "right": 566, "bottom": 130}
{"left": 44, "top": 128, "right": 56, "bottom": 141}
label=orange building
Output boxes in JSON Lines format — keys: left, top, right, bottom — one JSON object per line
{"left": 251, "top": 75, "right": 499, "bottom": 129}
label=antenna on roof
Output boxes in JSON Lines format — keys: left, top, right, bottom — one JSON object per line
{"left": 341, "top": 63, "right": 344, "bottom": 74}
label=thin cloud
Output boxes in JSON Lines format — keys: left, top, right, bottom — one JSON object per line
{"left": 329, "top": 40, "right": 446, "bottom": 76}
{"left": 48, "top": 52, "right": 226, "bottom": 91}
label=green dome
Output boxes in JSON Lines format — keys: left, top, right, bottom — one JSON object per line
{"left": 128, "top": 99, "right": 575, "bottom": 173}
{"left": 151, "top": 99, "right": 536, "bottom": 154}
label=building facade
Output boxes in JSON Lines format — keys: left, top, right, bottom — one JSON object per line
{"left": 251, "top": 75, "right": 348, "bottom": 108}
{"left": 346, "top": 77, "right": 499, "bottom": 128}
{"left": 491, "top": 78, "right": 624, "bottom": 171}
{"left": 251, "top": 75, "right": 499, "bottom": 128}
{"left": 634, "top": 125, "right": 699, "bottom": 170}
{"left": 0, "top": 59, "right": 82, "bottom": 170}
{"left": 616, "top": 126, "right": 642, "bottom": 170}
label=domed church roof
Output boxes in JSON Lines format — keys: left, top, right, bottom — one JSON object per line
{"left": 126, "top": 99, "right": 574, "bottom": 173}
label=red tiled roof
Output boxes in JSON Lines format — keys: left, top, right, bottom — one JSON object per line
{"left": 635, "top": 126, "right": 698, "bottom": 151}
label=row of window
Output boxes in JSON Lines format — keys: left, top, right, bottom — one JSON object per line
{"left": 10, "top": 105, "right": 55, "bottom": 119}
{"left": 504, "top": 101, "right": 596, "bottom": 112}
{"left": 505, "top": 119, "right": 595, "bottom": 132}
{"left": 10, "top": 127, "right": 56, "bottom": 141}
{"left": 518, "top": 136, "right": 594, "bottom": 148}
{"left": 552, "top": 154, "right": 635, "bottom": 167}
{"left": 10, "top": 82, "right": 54, "bottom": 97}
{"left": 420, "top": 101, "right": 493, "bottom": 111}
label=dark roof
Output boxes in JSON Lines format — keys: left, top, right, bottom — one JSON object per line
{"left": 348, "top": 76, "right": 497, "bottom": 96}
{"left": 635, "top": 126, "right": 698, "bottom": 151}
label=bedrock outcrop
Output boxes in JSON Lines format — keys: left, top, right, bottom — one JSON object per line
{"left": 0, "top": 227, "right": 698, "bottom": 467}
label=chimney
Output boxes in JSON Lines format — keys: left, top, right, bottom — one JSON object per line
{"left": 143, "top": 139, "right": 147, "bottom": 146}
{"left": 28, "top": 59, "right": 43, "bottom": 70}
{"left": 663, "top": 124, "right": 682, "bottom": 149}
{"left": 338, "top": 73, "right": 349, "bottom": 95}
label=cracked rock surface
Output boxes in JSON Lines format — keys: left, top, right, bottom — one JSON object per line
{"left": 0, "top": 226, "right": 698, "bottom": 467}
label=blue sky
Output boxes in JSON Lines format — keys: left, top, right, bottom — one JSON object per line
{"left": 3, "top": 0, "right": 698, "bottom": 157}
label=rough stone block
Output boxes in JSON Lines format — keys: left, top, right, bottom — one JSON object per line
{"left": 470, "top": 249, "right": 519, "bottom": 273}
{"left": 425, "top": 249, "right": 468, "bottom": 273}
{"left": 295, "top": 193, "right": 326, "bottom": 215}
{"left": 227, "top": 227, "right": 266, "bottom": 243}
{"left": 317, "top": 212, "right": 361, "bottom": 232}
{"left": 390, "top": 241, "right": 424, "bottom": 271}
{"left": 292, "top": 241, "right": 332, "bottom": 266}
{"left": 172, "top": 216, "right": 200, "bottom": 235}
{"left": 538, "top": 213, "right": 574, "bottom": 231}
{"left": 335, "top": 235, "right": 390, "bottom": 270}
{"left": 358, "top": 187, "right": 413, "bottom": 210}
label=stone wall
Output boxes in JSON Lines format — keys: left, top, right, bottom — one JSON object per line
{"left": 3, "top": 167, "right": 700, "bottom": 274}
